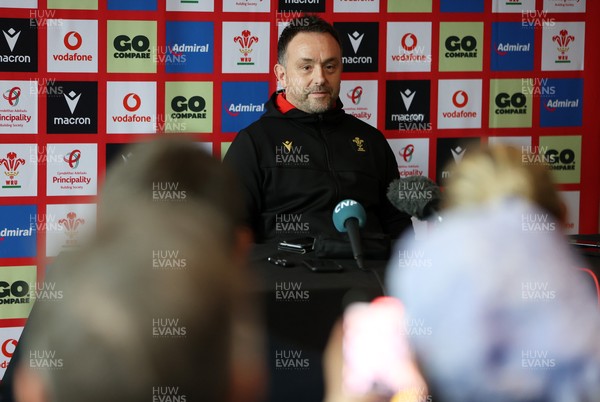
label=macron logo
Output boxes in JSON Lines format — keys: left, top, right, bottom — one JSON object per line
{"left": 2, "top": 28, "right": 20, "bottom": 52}
{"left": 348, "top": 31, "right": 364, "bottom": 54}
{"left": 451, "top": 146, "right": 466, "bottom": 163}
{"left": 64, "top": 91, "right": 81, "bottom": 114}
{"left": 400, "top": 89, "right": 416, "bottom": 111}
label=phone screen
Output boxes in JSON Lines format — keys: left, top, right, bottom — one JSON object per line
{"left": 342, "top": 297, "right": 428, "bottom": 399}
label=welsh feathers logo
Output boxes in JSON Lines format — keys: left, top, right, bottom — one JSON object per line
{"left": 234, "top": 30, "right": 258, "bottom": 65}
{"left": 59, "top": 212, "right": 85, "bottom": 246}
{"left": 0, "top": 152, "right": 25, "bottom": 189}
{"left": 552, "top": 29, "right": 575, "bottom": 64}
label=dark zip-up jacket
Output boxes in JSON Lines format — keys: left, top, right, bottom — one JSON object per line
{"left": 224, "top": 92, "right": 412, "bottom": 243}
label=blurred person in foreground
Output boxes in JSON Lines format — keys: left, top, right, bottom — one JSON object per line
{"left": 383, "top": 145, "right": 600, "bottom": 402}
{"left": 8, "top": 138, "right": 266, "bottom": 402}
{"left": 14, "top": 202, "right": 266, "bottom": 402}
{"left": 223, "top": 14, "right": 411, "bottom": 243}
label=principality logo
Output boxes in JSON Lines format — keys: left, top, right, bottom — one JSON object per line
{"left": 452, "top": 90, "right": 469, "bottom": 108}
{"left": 552, "top": 29, "right": 575, "bottom": 64}
{"left": 58, "top": 212, "right": 85, "bottom": 246}
{"left": 3, "top": 87, "right": 20, "bottom": 106}
{"left": 0, "top": 152, "right": 25, "bottom": 188}
{"left": 352, "top": 137, "right": 366, "bottom": 152}
{"left": 234, "top": 30, "right": 258, "bottom": 65}
{"left": 401, "top": 144, "right": 414, "bottom": 162}
{"left": 123, "top": 93, "right": 141, "bottom": 112}
{"left": 2, "top": 28, "right": 20, "bottom": 52}
{"left": 63, "top": 31, "right": 82, "bottom": 51}
{"left": 346, "top": 86, "right": 363, "bottom": 105}
{"left": 63, "top": 150, "right": 81, "bottom": 169}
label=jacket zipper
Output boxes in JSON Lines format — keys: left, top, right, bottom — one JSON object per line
{"left": 317, "top": 114, "right": 340, "bottom": 202}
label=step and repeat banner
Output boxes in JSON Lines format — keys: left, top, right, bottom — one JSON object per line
{"left": 0, "top": 0, "right": 599, "bottom": 378}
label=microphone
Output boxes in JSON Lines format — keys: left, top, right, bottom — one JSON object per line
{"left": 387, "top": 176, "right": 442, "bottom": 221}
{"left": 332, "top": 199, "right": 367, "bottom": 270}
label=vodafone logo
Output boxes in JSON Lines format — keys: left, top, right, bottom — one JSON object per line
{"left": 64, "top": 31, "right": 82, "bottom": 51}
{"left": 346, "top": 86, "right": 363, "bottom": 105}
{"left": 401, "top": 33, "right": 418, "bottom": 52}
{"left": 452, "top": 91, "right": 469, "bottom": 108}
{"left": 123, "top": 93, "right": 141, "bottom": 112}
{"left": 2, "top": 338, "right": 17, "bottom": 358}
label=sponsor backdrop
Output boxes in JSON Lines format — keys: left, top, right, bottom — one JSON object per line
{"left": 0, "top": 0, "right": 599, "bottom": 373}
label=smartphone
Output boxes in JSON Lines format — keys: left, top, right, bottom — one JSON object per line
{"left": 277, "top": 236, "right": 315, "bottom": 254}
{"left": 302, "top": 259, "right": 343, "bottom": 273}
{"left": 343, "top": 297, "right": 428, "bottom": 399}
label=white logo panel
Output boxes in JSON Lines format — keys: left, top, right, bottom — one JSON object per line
{"left": 559, "top": 191, "right": 579, "bottom": 235}
{"left": 492, "top": 0, "right": 536, "bottom": 13}
{"left": 0, "top": 0, "right": 36, "bottom": 7}
{"left": 438, "top": 79, "right": 482, "bottom": 129}
{"left": 0, "top": 143, "right": 37, "bottom": 197}
{"left": 46, "top": 203, "right": 96, "bottom": 257}
{"left": 387, "top": 138, "right": 429, "bottom": 178}
{"left": 487, "top": 136, "right": 532, "bottom": 148}
{"left": 542, "top": 22, "right": 585, "bottom": 71}
{"left": 386, "top": 22, "right": 432, "bottom": 72}
{"left": 0, "top": 80, "right": 37, "bottom": 134}
{"left": 166, "top": 0, "right": 214, "bottom": 11}
{"left": 223, "top": 0, "right": 270, "bottom": 12}
{"left": 46, "top": 143, "right": 97, "bottom": 196}
{"left": 47, "top": 19, "right": 98, "bottom": 73}
{"left": 0, "top": 326, "right": 25, "bottom": 381}
{"left": 334, "top": 0, "right": 379, "bottom": 13}
{"left": 340, "top": 80, "right": 377, "bottom": 128}
{"left": 543, "top": 0, "right": 586, "bottom": 13}
{"left": 222, "top": 22, "right": 270, "bottom": 73}
{"left": 107, "top": 81, "right": 156, "bottom": 134}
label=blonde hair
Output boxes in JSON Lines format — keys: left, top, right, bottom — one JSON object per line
{"left": 443, "top": 145, "right": 564, "bottom": 222}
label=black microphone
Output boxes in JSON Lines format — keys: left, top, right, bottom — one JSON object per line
{"left": 332, "top": 199, "right": 367, "bottom": 270}
{"left": 386, "top": 176, "right": 442, "bottom": 221}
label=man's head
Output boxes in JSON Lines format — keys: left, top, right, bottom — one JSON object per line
{"left": 275, "top": 15, "right": 343, "bottom": 114}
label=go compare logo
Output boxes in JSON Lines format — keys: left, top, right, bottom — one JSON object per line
{"left": 108, "top": 20, "right": 157, "bottom": 73}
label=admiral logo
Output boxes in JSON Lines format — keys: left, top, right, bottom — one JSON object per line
{"left": 445, "top": 35, "right": 478, "bottom": 58}
{"left": 496, "top": 42, "right": 531, "bottom": 55}
{"left": 275, "top": 141, "right": 310, "bottom": 165}
{"left": 234, "top": 30, "right": 258, "bottom": 65}
{"left": 168, "top": 43, "right": 209, "bottom": 55}
{"left": 1, "top": 152, "right": 26, "bottom": 188}
{"left": 544, "top": 98, "right": 579, "bottom": 112}
{"left": 0, "top": 281, "right": 30, "bottom": 305}
{"left": 225, "top": 103, "right": 264, "bottom": 116}
{"left": 112, "top": 93, "right": 151, "bottom": 123}
{"left": 113, "top": 34, "right": 151, "bottom": 59}
{"left": 0, "top": 226, "right": 33, "bottom": 239}
{"left": 52, "top": 31, "right": 92, "bottom": 62}
{"left": 171, "top": 96, "right": 206, "bottom": 119}
{"left": 495, "top": 92, "right": 527, "bottom": 114}
{"left": 552, "top": 29, "right": 574, "bottom": 63}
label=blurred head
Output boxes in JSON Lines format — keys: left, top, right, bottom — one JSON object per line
{"left": 275, "top": 15, "right": 342, "bottom": 114}
{"left": 100, "top": 137, "right": 252, "bottom": 260}
{"left": 443, "top": 145, "right": 566, "bottom": 225}
{"left": 388, "top": 199, "right": 600, "bottom": 402}
{"left": 15, "top": 202, "right": 266, "bottom": 402}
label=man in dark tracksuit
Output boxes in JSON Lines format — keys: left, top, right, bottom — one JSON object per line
{"left": 224, "top": 15, "right": 411, "bottom": 243}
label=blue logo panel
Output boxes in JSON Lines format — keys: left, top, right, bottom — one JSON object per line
{"left": 0, "top": 205, "right": 37, "bottom": 258}
{"left": 491, "top": 22, "right": 534, "bottom": 71}
{"left": 222, "top": 82, "right": 269, "bottom": 133}
{"left": 166, "top": 22, "right": 214, "bottom": 74}
{"left": 107, "top": 0, "right": 157, "bottom": 10}
{"left": 440, "top": 0, "right": 484, "bottom": 12}
{"left": 540, "top": 79, "right": 583, "bottom": 127}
